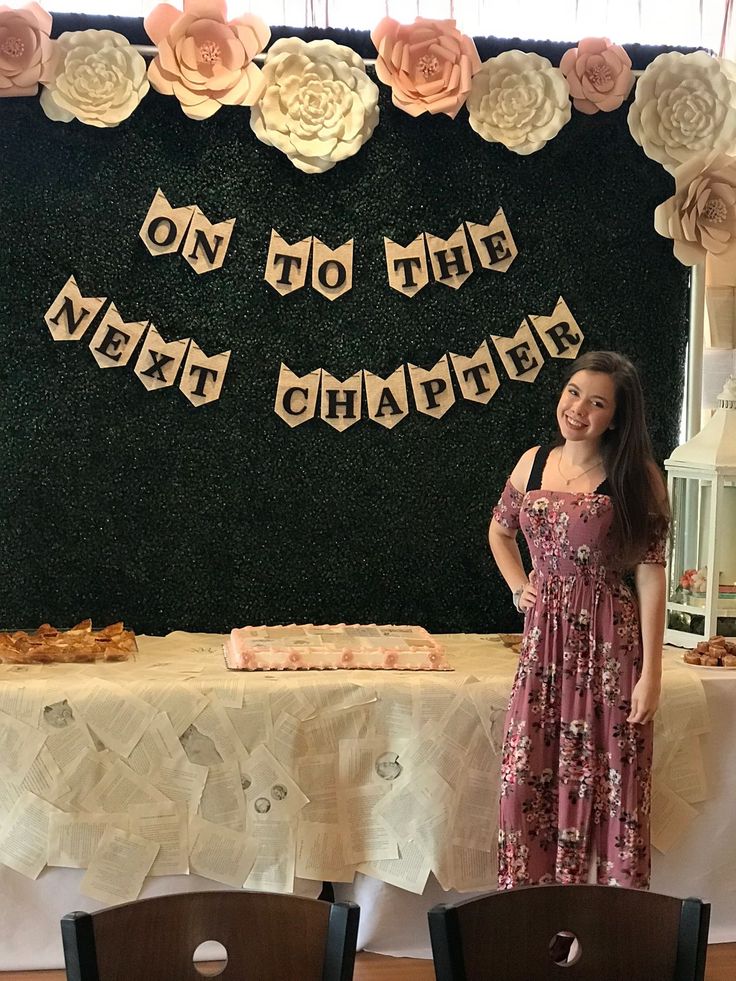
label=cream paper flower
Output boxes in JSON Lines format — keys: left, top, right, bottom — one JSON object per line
{"left": 0, "top": 2, "right": 58, "bottom": 97}
{"left": 250, "top": 37, "right": 379, "bottom": 175}
{"left": 628, "top": 51, "right": 736, "bottom": 174}
{"left": 144, "top": 0, "right": 269, "bottom": 120}
{"left": 654, "top": 153, "right": 736, "bottom": 265}
{"left": 466, "top": 50, "right": 571, "bottom": 155}
{"left": 40, "top": 29, "right": 148, "bottom": 126}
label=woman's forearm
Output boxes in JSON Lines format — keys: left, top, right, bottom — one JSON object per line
{"left": 489, "top": 523, "right": 528, "bottom": 592}
{"left": 635, "top": 563, "right": 666, "bottom": 678}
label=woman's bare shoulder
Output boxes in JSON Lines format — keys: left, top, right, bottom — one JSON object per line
{"left": 508, "top": 446, "right": 541, "bottom": 493}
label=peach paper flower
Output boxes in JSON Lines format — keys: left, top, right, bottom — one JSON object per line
{"left": 370, "top": 16, "right": 480, "bottom": 118}
{"left": 0, "top": 2, "right": 57, "bottom": 97}
{"left": 654, "top": 153, "right": 736, "bottom": 265}
{"left": 144, "top": 0, "right": 269, "bottom": 120}
{"left": 559, "top": 37, "right": 634, "bottom": 114}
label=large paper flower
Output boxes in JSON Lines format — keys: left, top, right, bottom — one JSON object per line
{"left": 466, "top": 50, "right": 571, "bottom": 155}
{"left": 40, "top": 30, "right": 148, "bottom": 127}
{"left": 654, "top": 153, "right": 736, "bottom": 265}
{"left": 250, "top": 37, "right": 379, "bottom": 175}
{"left": 628, "top": 51, "right": 736, "bottom": 174}
{"left": 0, "top": 2, "right": 57, "bottom": 97}
{"left": 370, "top": 16, "right": 480, "bottom": 119}
{"left": 144, "top": 0, "right": 269, "bottom": 121}
{"left": 560, "top": 37, "right": 634, "bottom": 114}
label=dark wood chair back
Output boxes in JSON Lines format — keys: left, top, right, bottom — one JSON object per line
{"left": 428, "top": 884, "right": 709, "bottom": 981}
{"left": 61, "top": 890, "right": 359, "bottom": 981}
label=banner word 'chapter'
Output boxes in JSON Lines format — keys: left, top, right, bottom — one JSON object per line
{"left": 44, "top": 276, "right": 230, "bottom": 407}
{"left": 274, "top": 297, "right": 584, "bottom": 430}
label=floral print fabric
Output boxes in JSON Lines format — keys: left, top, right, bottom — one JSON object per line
{"left": 492, "top": 481, "right": 665, "bottom": 889}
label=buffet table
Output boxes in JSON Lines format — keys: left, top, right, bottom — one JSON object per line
{"left": 0, "top": 633, "right": 730, "bottom": 969}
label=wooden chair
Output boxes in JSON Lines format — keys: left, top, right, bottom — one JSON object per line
{"left": 428, "top": 884, "right": 710, "bottom": 981}
{"left": 61, "top": 890, "right": 359, "bottom": 981}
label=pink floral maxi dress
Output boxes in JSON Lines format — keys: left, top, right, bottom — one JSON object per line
{"left": 492, "top": 460, "right": 665, "bottom": 890}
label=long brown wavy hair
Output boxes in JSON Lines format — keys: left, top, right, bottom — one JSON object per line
{"left": 560, "top": 351, "right": 670, "bottom": 569}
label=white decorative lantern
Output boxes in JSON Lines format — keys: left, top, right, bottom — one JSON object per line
{"left": 665, "top": 376, "right": 736, "bottom": 645}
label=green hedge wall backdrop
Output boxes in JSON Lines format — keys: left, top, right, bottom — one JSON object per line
{"left": 0, "top": 21, "right": 690, "bottom": 636}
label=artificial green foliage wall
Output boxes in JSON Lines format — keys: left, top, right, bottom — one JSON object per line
{"left": 0, "top": 23, "right": 689, "bottom": 635}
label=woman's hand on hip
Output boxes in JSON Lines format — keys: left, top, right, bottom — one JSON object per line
{"left": 519, "top": 570, "right": 538, "bottom": 612}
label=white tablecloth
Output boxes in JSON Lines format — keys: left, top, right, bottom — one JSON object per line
{"left": 0, "top": 634, "right": 731, "bottom": 969}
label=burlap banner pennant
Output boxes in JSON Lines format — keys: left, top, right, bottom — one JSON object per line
{"left": 425, "top": 225, "right": 473, "bottom": 290}
{"left": 179, "top": 341, "right": 231, "bottom": 407}
{"left": 134, "top": 325, "right": 190, "bottom": 391}
{"left": 182, "top": 207, "right": 235, "bottom": 275}
{"left": 466, "top": 208, "right": 518, "bottom": 273}
{"left": 139, "top": 188, "right": 195, "bottom": 257}
{"left": 44, "top": 276, "right": 106, "bottom": 342}
{"left": 528, "top": 296, "right": 584, "bottom": 359}
{"left": 449, "top": 340, "right": 500, "bottom": 404}
{"left": 312, "top": 238, "right": 354, "bottom": 301}
{"left": 384, "top": 234, "right": 429, "bottom": 298}
{"left": 408, "top": 355, "right": 456, "bottom": 418}
{"left": 364, "top": 366, "right": 409, "bottom": 428}
{"left": 89, "top": 303, "right": 147, "bottom": 368}
{"left": 274, "top": 363, "right": 321, "bottom": 427}
{"left": 492, "top": 320, "right": 545, "bottom": 383}
{"left": 320, "top": 369, "right": 362, "bottom": 431}
{"left": 264, "top": 230, "right": 313, "bottom": 296}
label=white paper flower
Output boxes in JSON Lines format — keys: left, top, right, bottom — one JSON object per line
{"left": 40, "top": 29, "right": 149, "bottom": 127}
{"left": 250, "top": 37, "right": 379, "bottom": 174}
{"left": 466, "top": 50, "right": 571, "bottom": 155}
{"left": 628, "top": 51, "right": 736, "bottom": 174}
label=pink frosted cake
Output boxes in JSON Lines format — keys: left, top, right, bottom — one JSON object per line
{"left": 224, "top": 623, "right": 450, "bottom": 671}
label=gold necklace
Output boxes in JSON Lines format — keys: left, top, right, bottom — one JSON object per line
{"left": 557, "top": 450, "right": 602, "bottom": 486}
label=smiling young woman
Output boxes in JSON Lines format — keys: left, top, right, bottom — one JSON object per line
{"left": 488, "top": 350, "right": 670, "bottom": 892}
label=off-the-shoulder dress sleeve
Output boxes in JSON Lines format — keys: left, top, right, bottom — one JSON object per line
{"left": 639, "top": 525, "right": 668, "bottom": 566}
{"left": 492, "top": 480, "right": 524, "bottom": 531}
